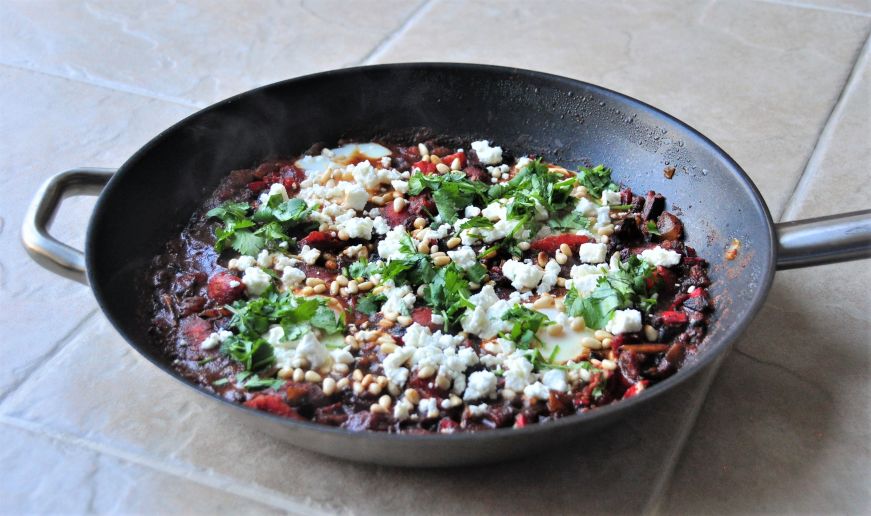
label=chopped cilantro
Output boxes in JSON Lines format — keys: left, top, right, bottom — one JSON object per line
{"left": 459, "top": 216, "right": 495, "bottom": 230}
{"left": 564, "top": 255, "right": 658, "bottom": 329}
{"left": 211, "top": 378, "right": 230, "bottom": 387}
{"left": 356, "top": 293, "right": 386, "bottom": 316}
{"left": 241, "top": 374, "right": 286, "bottom": 391}
{"left": 348, "top": 257, "right": 380, "bottom": 281}
{"left": 423, "top": 263, "right": 475, "bottom": 328}
{"left": 380, "top": 234, "right": 436, "bottom": 286}
{"left": 501, "top": 305, "right": 554, "bottom": 349}
{"left": 576, "top": 164, "right": 618, "bottom": 198}
{"left": 647, "top": 220, "right": 661, "bottom": 236}
{"left": 547, "top": 211, "right": 590, "bottom": 232}
{"left": 407, "top": 171, "right": 489, "bottom": 223}
{"left": 207, "top": 192, "right": 313, "bottom": 255}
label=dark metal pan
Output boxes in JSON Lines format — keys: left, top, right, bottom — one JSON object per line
{"left": 22, "top": 63, "right": 871, "bottom": 466}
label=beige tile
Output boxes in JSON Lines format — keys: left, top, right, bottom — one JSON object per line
{"left": 0, "top": 424, "right": 282, "bottom": 514}
{"left": 660, "top": 50, "right": 871, "bottom": 512}
{"left": 782, "top": 42, "right": 871, "bottom": 220}
{"left": 370, "top": 0, "right": 869, "bottom": 216}
{"left": 0, "top": 65, "right": 195, "bottom": 396}
{"left": 755, "top": 0, "right": 871, "bottom": 16}
{"left": 0, "top": 313, "right": 720, "bottom": 514}
{"left": 0, "top": 0, "right": 425, "bottom": 107}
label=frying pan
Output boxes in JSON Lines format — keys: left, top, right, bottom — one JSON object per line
{"left": 21, "top": 63, "right": 871, "bottom": 466}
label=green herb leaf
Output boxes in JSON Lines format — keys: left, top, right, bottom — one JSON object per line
{"left": 356, "top": 293, "right": 386, "bottom": 315}
{"left": 647, "top": 220, "right": 661, "bottom": 236}
{"left": 576, "top": 164, "right": 618, "bottom": 198}
{"left": 500, "top": 305, "right": 554, "bottom": 349}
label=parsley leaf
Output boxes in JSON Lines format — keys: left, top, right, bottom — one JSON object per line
{"left": 500, "top": 305, "right": 554, "bottom": 349}
{"left": 407, "top": 171, "right": 489, "bottom": 223}
{"left": 547, "top": 211, "right": 590, "bottom": 232}
{"left": 647, "top": 220, "right": 661, "bottom": 236}
{"left": 348, "top": 257, "right": 380, "bottom": 281}
{"left": 459, "top": 216, "right": 495, "bottom": 230}
{"left": 207, "top": 192, "right": 313, "bottom": 255}
{"left": 423, "top": 263, "right": 475, "bottom": 328}
{"left": 564, "top": 255, "right": 658, "bottom": 329}
{"left": 356, "top": 293, "right": 386, "bottom": 315}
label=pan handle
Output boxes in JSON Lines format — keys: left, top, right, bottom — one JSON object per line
{"left": 775, "top": 209, "right": 871, "bottom": 269}
{"left": 21, "top": 168, "right": 115, "bottom": 285}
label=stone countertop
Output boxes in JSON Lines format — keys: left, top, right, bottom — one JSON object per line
{"left": 1, "top": 0, "right": 868, "bottom": 513}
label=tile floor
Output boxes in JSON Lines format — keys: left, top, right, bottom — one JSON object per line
{"left": 0, "top": 0, "right": 868, "bottom": 513}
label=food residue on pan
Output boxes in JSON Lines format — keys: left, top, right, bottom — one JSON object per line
{"left": 663, "top": 165, "right": 676, "bottom": 179}
{"left": 725, "top": 238, "right": 741, "bottom": 260}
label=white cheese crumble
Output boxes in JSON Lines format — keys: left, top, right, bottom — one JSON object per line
{"left": 640, "top": 246, "right": 682, "bottom": 267}
{"left": 463, "top": 371, "right": 498, "bottom": 401}
{"left": 601, "top": 189, "right": 622, "bottom": 206}
{"left": 295, "top": 333, "right": 331, "bottom": 369}
{"left": 523, "top": 382, "right": 551, "bottom": 401}
{"left": 537, "top": 259, "right": 562, "bottom": 294}
{"left": 596, "top": 205, "right": 611, "bottom": 226}
{"left": 381, "top": 284, "right": 416, "bottom": 315}
{"left": 280, "top": 267, "right": 305, "bottom": 289}
{"left": 605, "top": 309, "right": 643, "bottom": 334}
{"left": 298, "top": 245, "right": 321, "bottom": 265}
{"left": 460, "top": 285, "right": 520, "bottom": 339}
{"left": 241, "top": 267, "right": 271, "bottom": 296}
{"left": 577, "top": 243, "right": 607, "bottom": 264}
{"left": 338, "top": 217, "right": 374, "bottom": 240}
{"left": 502, "top": 352, "right": 536, "bottom": 392}
{"left": 390, "top": 179, "right": 408, "bottom": 194}
{"left": 575, "top": 197, "right": 598, "bottom": 216}
{"left": 372, "top": 216, "right": 390, "bottom": 235}
{"left": 501, "top": 259, "right": 544, "bottom": 291}
{"left": 259, "top": 182, "right": 289, "bottom": 205}
{"left": 200, "top": 330, "right": 232, "bottom": 350}
{"left": 464, "top": 205, "right": 481, "bottom": 218}
{"left": 468, "top": 403, "right": 490, "bottom": 418}
{"left": 568, "top": 263, "right": 607, "bottom": 294}
{"left": 541, "top": 369, "right": 568, "bottom": 392}
{"left": 470, "top": 140, "right": 503, "bottom": 165}
{"left": 447, "top": 246, "right": 478, "bottom": 270}
{"left": 228, "top": 255, "right": 257, "bottom": 271}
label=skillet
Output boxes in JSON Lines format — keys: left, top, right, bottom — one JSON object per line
{"left": 22, "top": 63, "right": 871, "bottom": 466}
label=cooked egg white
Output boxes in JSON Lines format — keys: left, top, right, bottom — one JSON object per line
{"left": 534, "top": 305, "right": 597, "bottom": 364}
{"left": 295, "top": 142, "right": 392, "bottom": 173}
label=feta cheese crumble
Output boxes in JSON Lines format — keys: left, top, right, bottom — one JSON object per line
{"left": 470, "top": 140, "right": 503, "bottom": 165}
{"left": 640, "top": 246, "right": 682, "bottom": 267}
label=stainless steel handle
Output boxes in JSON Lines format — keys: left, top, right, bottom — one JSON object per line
{"left": 21, "top": 168, "right": 115, "bottom": 285}
{"left": 775, "top": 210, "right": 871, "bottom": 270}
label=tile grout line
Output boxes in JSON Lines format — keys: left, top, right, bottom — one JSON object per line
{"left": 0, "top": 415, "right": 329, "bottom": 516}
{"left": 752, "top": 0, "right": 871, "bottom": 17}
{"left": 778, "top": 29, "right": 871, "bottom": 222}
{"left": 641, "top": 356, "right": 725, "bottom": 515}
{"left": 0, "top": 308, "right": 99, "bottom": 407}
{"left": 357, "top": 0, "right": 436, "bottom": 65}
{"left": 0, "top": 61, "right": 205, "bottom": 110}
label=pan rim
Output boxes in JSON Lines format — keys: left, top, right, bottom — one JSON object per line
{"left": 85, "top": 62, "right": 778, "bottom": 444}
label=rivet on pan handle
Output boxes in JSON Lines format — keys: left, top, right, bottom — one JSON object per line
{"left": 21, "top": 168, "right": 116, "bottom": 285}
{"left": 775, "top": 209, "right": 871, "bottom": 269}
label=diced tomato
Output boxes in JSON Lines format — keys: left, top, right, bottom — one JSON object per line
{"left": 530, "top": 234, "right": 591, "bottom": 254}
{"left": 689, "top": 287, "right": 706, "bottom": 298}
{"left": 207, "top": 271, "right": 245, "bottom": 305}
{"left": 437, "top": 418, "right": 460, "bottom": 433}
{"left": 299, "top": 230, "right": 342, "bottom": 251}
{"left": 180, "top": 316, "right": 213, "bottom": 346}
{"left": 412, "top": 160, "right": 437, "bottom": 175}
{"left": 514, "top": 413, "right": 529, "bottom": 428}
{"left": 610, "top": 335, "right": 624, "bottom": 351}
{"left": 243, "top": 394, "right": 302, "bottom": 419}
{"left": 441, "top": 151, "right": 466, "bottom": 169}
{"left": 660, "top": 310, "right": 688, "bottom": 326}
{"left": 411, "top": 306, "right": 440, "bottom": 331}
{"left": 247, "top": 181, "right": 267, "bottom": 193}
{"left": 646, "top": 265, "right": 676, "bottom": 292}
{"left": 620, "top": 187, "right": 633, "bottom": 205}
{"left": 622, "top": 380, "right": 649, "bottom": 399}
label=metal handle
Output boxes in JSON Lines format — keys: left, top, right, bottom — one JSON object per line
{"left": 775, "top": 209, "right": 871, "bottom": 269}
{"left": 21, "top": 168, "right": 115, "bottom": 285}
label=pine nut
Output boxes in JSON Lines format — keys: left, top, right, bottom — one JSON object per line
{"left": 435, "top": 375, "right": 451, "bottom": 391}
{"left": 352, "top": 369, "right": 364, "bottom": 381}
{"left": 556, "top": 251, "right": 568, "bottom": 265}
{"left": 368, "top": 382, "right": 382, "bottom": 396}
{"left": 414, "top": 217, "right": 427, "bottom": 229}
{"left": 305, "top": 278, "right": 324, "bottom": 287}
{"left": 332, "top": 363, "right": 349, "bottom": 375}
{"left": 378, "top": 318, "right": 395, "bottom": 329}
{"left": 430, "top": 155, "right": 441, "bottom": 164}
{"left": 397, "top": 315, "right": 413, "bottom": 327}
{"left": 644, "top": 324, "right": 658, "bottom": 342}
{"left": 518, "top": 241, "right": 531, "bottom": 251}
{"left": 446, "top": 237, "right": 461, "bottom": 249}
{"left": 597, "top": 225, "right": 615, "bottom": 236}
{"left": 337, "top": 378, "right": 350, "bottom": 390}
{"left": 433, "top": 255, "right": 451, "bottom": 267}
{"left": 304, "top": 371, "right": 322, "bottom": 383}
{"left": 370, "top": 403, "right": 387, "bottom": 414}
{"left": 502, "top": 389, "right": 516, "bottom": 400}
{"left": 393, "top": 197, "right": 407, "bottom": 212}
{"left": 450, "top": 157, "right": 461, "bottom": 170}
{"left": 430, "top": 245, "right": 439, "bottom": 254}
{"left": 417, "top": 241, "right": 430, "bottom": 254}
{"left": 404, "top": 388, "right": 420, "bottom": 405}
{"left": 292, "top": 368, "right": 304, "bottom": 382}
{"left": 559, "top": 243, "right": 572, "bottom": 256}
{"left": 547, "top": 324, "right": 564, "bottom": 336}
{"left": 372, "top": 196, "right": 387, "bottom": 206}
{"left": 595, "top": 330, "right": 614, "bottom": 341}
{"left": 277, "top": 367, "right": 294, "bottom": 379}
{"left": 380, "top": 342, "right": 397, "bottom": 354}
{"left": 330, "top": 282, "right": 339, "bottom": 295}
{"left": 557, "top": 277, "right": 567, "bottom": 287}
{"left": 537, "top": 252, "right": 548, "bottom": 267}
{"left": 532, "top": 295, "right": 554, "bottom": 309}
{"left": 300, "top": 286, "right": 314, "bottom": 296}
{"left": 383, "top": 311, "right": 399, "bottom": 321}
{"left": 312, "top": 284, "right": 326, "bottom": 294}
{"left": 601, "top": 359, "right": 617, "bottom": 371}
{"left": 418, "top": 143, "right": 429, "bottom": 157}
{"left": 581, "top": 337, "right": 602, "bottom": 350}
{"left": 418, "top": 365, "right": 435, "bottom": 379}
{"left": 322, "top": 377, "right": 336, "bottom": 396}
{"left": 347, "top": 280, "right": 359, "bottom": 294}
{"left": 602, "top": 337, "right": 613, "bottom": 348}
{"left": 335, "top": 275, "right": 349, "bottom": 286}
{"left": 600, "top": 235, "right": 610, "bottom": 244}
{"left": 358, "top": 281, "right": 374, "bottom": 292}
{"left": 361, "top": 373, "right": 373, "bottom": 388}
{"left": 353, "top": 382, "right": 364, "bottom": 394}
{"left": 378, "top": 394, "right": 393, "bottom": 410}
{"left": 570, "top": 317, "right": 586, "bottom": 332}
{"left": 436, "top": 163, "right": 450, "bottom": 174}
{"left": 338, "top": 230, "right": 350, "bottom": 241}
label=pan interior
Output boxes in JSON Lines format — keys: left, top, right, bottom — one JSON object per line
{"left": 87, "top": 63, "right": 775, "bottom": 419}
